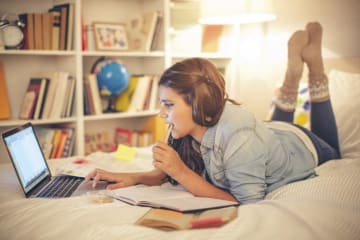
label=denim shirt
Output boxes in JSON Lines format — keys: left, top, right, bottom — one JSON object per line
{"left": 200, "top": 104, "right": 316, "bottom": 204}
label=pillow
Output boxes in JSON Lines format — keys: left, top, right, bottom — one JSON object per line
{"left": 329, "top": 69, "right": 360, "bottom": 158}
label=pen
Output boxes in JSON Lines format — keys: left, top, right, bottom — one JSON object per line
{"left": 164, "top": 124, "right": 173, "bottom": 143}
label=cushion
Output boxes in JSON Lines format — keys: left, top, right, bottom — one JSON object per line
{"left": 329, "top": 69, "right": 360, "bottom": 158}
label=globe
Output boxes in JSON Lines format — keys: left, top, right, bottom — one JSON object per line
{"left": 92, "top": 57, "right": 130, "bottom": 112}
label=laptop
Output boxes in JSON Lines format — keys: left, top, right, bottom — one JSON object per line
{"left": 2, "top": 122, "right": 107, "bottom": 198}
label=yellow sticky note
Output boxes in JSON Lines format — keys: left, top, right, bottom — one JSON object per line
{"left": 115, "top": 144, "right": 136, "bottom": 161}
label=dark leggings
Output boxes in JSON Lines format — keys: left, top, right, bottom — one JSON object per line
{"left": 271, "top": 101, "right": 341, "bottom": 165}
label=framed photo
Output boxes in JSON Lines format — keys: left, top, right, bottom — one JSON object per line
{"left": 93, "top": 22, "right": 129, "bottom": 51}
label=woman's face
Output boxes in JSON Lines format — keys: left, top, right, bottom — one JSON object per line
{"left": 158, "top": 86, "right": 206, "bottom": 142}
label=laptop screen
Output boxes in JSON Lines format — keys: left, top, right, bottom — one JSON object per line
{"left": 3, "top": 124, "right": 50, "bottom": 194}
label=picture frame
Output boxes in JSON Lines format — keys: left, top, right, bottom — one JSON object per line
{"left": 93, "top": 22, "right": 129, "bottom": 51}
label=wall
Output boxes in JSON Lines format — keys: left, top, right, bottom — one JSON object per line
{"left": 229, "top": 0, "right": 360, "bottom": 119}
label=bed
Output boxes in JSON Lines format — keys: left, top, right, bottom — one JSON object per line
{"left": 0, "top": 68, "right": 359, "bottom": 240}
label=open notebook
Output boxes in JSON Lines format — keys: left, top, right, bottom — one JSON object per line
{"left": 2, "top": 122, "right": 107, "bottom": 198}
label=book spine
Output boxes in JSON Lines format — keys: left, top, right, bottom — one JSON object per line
{"left": 33, "top": 78, "right": 49, "bottom": 120}
{"left": 42, "top": 12, "right": 52, "bottom": 50}
{"left": 26, "top": 13, "right": 35, "bottom": 49}
{"left": 34, "top": 13, "right": 43, "bottom": 50}
{"left": 87, "top": 74, "right": 103, "bottom": 115}
{"left": 0, "top": 63, "right": 11, "bottom": 119}
{"left": 19, "top": 78, "right": 42, "bottom": 119}
{"left": 49, "top": 9, "right": 60, "bottom": 50}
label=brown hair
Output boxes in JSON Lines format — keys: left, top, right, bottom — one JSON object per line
{"left": 159, "top": 58, "right": 239, "bottom": 183}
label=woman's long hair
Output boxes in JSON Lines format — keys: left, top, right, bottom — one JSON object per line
{"left": 159, "top": 58, "right": 239, "bottom": 183}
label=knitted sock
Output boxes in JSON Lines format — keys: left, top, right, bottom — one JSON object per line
{"left": 303, "top": 22, "right": 329, "bottom": 102}
{"left": 275, "top": 30, "right": 308, "bottom": 111}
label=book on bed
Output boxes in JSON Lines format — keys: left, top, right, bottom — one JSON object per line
{"left": 105, "top": 184, "right": 239, "bottom": 212}
{"left": 136, "top": 205, "right": 238, "bottom": 231}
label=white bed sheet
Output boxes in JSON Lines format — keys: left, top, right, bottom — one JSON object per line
{"left": 0, "top": 150, "right": 359, "bottom": 240}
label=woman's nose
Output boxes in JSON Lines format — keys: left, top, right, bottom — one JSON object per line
{"left": 158, "top": 108, "right": 168, "bottom": 118}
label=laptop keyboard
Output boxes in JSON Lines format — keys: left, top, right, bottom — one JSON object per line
{"left": 37, "top": 176, "right": 83, "bottom": 198}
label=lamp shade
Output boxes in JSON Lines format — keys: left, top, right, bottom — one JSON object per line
{"left": 199, "top": 0, "right": 276, "bottom": 24}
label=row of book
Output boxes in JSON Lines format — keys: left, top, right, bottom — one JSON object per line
{"left": 83, "top": 74, "right": 159, "bottom": 115}
{"left": 19, "top": 2, "right": 74, "bottom": 50}
{"left": 84, "top": 128, "right": 153, "bottom": 155}
{"left": 35, "top": 126, "right": 75, "bottom": 159}
{"left": 115, "top": 128, "right": 153, "bottom": 148}
{"left": 19, "top": 72, "right": 75, "bottom": 120}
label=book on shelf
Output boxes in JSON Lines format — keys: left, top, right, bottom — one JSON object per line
{"left": 105, "top": 184, "right": 239, "bottom": 213}
{"left": 61, "top": 128, "right": 75, "bottom": 158}
{"left": 136, "top": 205, "right": 238, "bottom": 231}
{"left": 42, "top": 12, "right": 52, "bottom": 50}
{"left": 48, "top": 7, "right": 61, "bottom": 50}
{"left": 33, "top": 78, "right": 50, "bottom": 120}
{"left": 0, "top": 62, "right": 11, "bottom": 120}
{"left": 48, "top": 71, "right": 72, "bottom": 119}
{"left": 86, "top": 74, "right": 103, "bottom": 115}
{"left": 50, "top": 3, "right": 74, "bottom": 50}
{"left": 52, "top": 128, "right": 71, "bottom": 158}
{"left": 65, "top": 3, "right": 75, "bottom": 50}
{"left": 147, "top": 75, "right": 159, "bottom": 111}
{"left": 62, "top": 76, "right": 75, "bottom": 118}
{"left": 19, "top": 78, "right": 43, "bottom": 120}
{"left": 33, "top": 13, "right": 43, "bottom": 50}
{"left": 41, "top": 72, "right": 58, "bottom": 119}
{"left": 127, "top": 11, "right": 159, "bottom": 51}
{"left": 35, "top": 126, "right": 56, "bottom": 159}
{"left": 150, "top": 12, "right": 163, "bottom": 51}
{"left": 127, "top": 75, "right": 153, "bottom": 112}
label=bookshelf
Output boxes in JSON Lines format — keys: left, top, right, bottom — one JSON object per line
{"left": 0, "top": 0, "right": 232, "bottom": 163}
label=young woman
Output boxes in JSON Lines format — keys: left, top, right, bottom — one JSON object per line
{"left": 85, "top": 22, "right": 340, "bottom": 204}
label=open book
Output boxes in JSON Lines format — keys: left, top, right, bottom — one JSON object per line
{"left": 105, "top": 184, "right": 239, "bottom": 212}
{"left": 136, "top": 206, "right": 238, "bottom": 231}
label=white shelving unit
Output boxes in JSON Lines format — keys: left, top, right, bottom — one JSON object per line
{"left": 0, "top": 0, "right": 232, "bottom": 163}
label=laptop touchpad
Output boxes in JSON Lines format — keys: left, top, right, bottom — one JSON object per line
{"left": 72, "top": 180, "right": 108, "bottom": 196}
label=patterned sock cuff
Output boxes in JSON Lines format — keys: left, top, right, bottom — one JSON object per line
{"left": 309, "top": 74, "right": 330, "bottom": 102}
{"left": 275, "top": 94, "right": 297, "bottom": 111}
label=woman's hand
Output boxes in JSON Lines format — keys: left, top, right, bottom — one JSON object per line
{"left": 84, "top": 169, "right": 139, "bottom": 190}
{"left": 152, "top": 141, "right": 188, "bottom": 182}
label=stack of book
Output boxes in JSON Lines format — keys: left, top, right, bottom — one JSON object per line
{"left": 35, "top": 126, "right": 75, "bottom": 159}
{"left": 18, "top": 72, "right": 75, "bottom": 120}
{"left": 19, "top": 2, "right": 74, "bottom": 50}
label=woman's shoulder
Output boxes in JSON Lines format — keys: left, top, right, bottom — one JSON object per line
{"left": 220, "top": 104, "right": 256, "bottom": 128}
